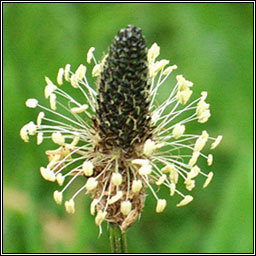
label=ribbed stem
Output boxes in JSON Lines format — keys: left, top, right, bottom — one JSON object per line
{"left": 109, "top": 224, "right": 128, "bottom": 253}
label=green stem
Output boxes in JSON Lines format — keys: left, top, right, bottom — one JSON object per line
{"left": 109, "top": 224, "right": 128, "bottom": 253}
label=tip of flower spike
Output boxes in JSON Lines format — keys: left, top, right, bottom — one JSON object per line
{"left": 176, "top": 195, "right": 193, "bottom": 207}
{"left": 53, "top": 190, "right": 63, "bottom": 205}
{"left": 203, "top": 172, "right": 214, "bottom": 188}
{"left": 156, "top": 199, "right": 167, "bottom": 213}
{"left": 25, "top": 98, "right": 38, "bottom": 108}
{"left": 65, "top": 199, "right": 75, "bottom": 214}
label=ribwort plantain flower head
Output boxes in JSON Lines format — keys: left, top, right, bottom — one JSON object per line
{"left": 20, "top": 25, "right": 222, "bottom": 232}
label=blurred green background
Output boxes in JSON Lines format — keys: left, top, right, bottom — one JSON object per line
{"left": 3, "top": 3, "right": 253, "bottom": 253}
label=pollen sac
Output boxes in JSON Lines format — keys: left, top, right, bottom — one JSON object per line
{"left": 96, "top": 25, "right": 152, "bottom": 153}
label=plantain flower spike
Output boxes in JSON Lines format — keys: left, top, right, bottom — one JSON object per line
{"left": 20, "top": 25, "right": 222, "bottom": 233}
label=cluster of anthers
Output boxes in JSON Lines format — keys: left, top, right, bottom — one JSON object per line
{"left": 20, "top": 25, "right": 222, "bottom": 233}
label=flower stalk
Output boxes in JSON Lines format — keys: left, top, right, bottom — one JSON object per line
{"left": 109, "top": 224, "right": 128, "bottom": 253}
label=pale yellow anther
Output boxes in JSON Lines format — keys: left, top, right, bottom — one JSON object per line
{"left": 56, "top": 173, "right": 65, "bottom": 186}
{"left": 37, "top": 132, "right": 43, "bottom": 145}
{"left": 201, "top": 130, "right": 209, "bottom": 140}
{"left": 90, "top": 199, "right": 99, "bottom": 216}
{"left": 176, "top": 88, "right": 192, "bottom": 105}
{"left": 161, "top": 164, "right": 175, "bottom": 173}
{"left": 92, "top": 64, "right": 101, "bottom": 77}
{"left": 163, "top": 64, "right": 178, "bottom": 76}
{"left": 71, "top": 136, "right": 80, "bottom": 147}
{"left": 169, "top": 168, "right": 179, "bottom": 184}
{"left": 82, "top": 161, "right": 94, "bottom": 176}
{"left": 70, "top": 74, "right": 79, "bottom": 88}
{"left": 40, "top": 167, "right": 56, "bottom": 182}
{"left": 194, "top": 137, "right": 207, "bottom": 152}
{"left": 87, "top": 47, "right": 95, "bottom": 64}
{"left": 176, "top": 75, "right": 193, "bottom": 91}
{"left": 65, "top": 199, "right": 75, "bottom": 214}
{"left": 57, "top": 68, "right": 64, "bottom": 85}
{"left": 70, "top": 104, "right": 88, "bottom": 114}
{"left": 210, "top": 136, "right": 223, "bottom": 149}
{"left": 86, "top": 177, "right": 98, "bottom": 191}
{"left": 27, "top": 121, "right": 37, "bottom": 135}
{"left": 44, "top": 83, "right": 57, "bottom": 99}
{"left": 95, "top": 210, "right": 107, "bottom": 225}
{"left": 198, "top": 109, "right": 211, "bottom": 123}
{"left": 139, "top": 165, "right": 152, "bottom": 176}
{"left": 184, "top": 178, "right": 195, "bottom": 191}
{"left": 25, "top": 98, "right": 38, "bottom": 108}
{"left": 132, "top": 159, "right": 149, "bottom": 166}
{"left": 20, "top": 124, "right": 29, "bottom": 142}
{"left": 172, "top": 123, "right": 185, "bottom": 139}
{"left": 151, "top": 111, "right": 160, "bottom": 123}
{"left": 153, "top": 59, "right": 170, "bottom": 75}
{"left": 203, "top": 172, "right": 214, "bottom": 188}
{"left": 156, "top": 174, "right": 167, "bottom": 186}
{"left": 111, "top": 172, "right": 122, "bottom": 186}
{"left": 40, "top": 167, "right": 49, "bottom": 180}
{"left": 170, "top": 183, "right": 176, "bottom": 196}
{"left": 75, "top": 64, "right": 86, "bottom": 80}
{"left": 45, "top": 76, "right": 54, "bottom": 85}
{"left": 143, "top": 139, "right": 156, "bottom": 156}
{"left": 53, "top": 190, "right": 62, "bottom": 205}
{"left": 188, "top": 151, "right": 200, "bottom": 167}
{"left": 132, "top": 179, "right": 142, "bottom": 193}
{"left": 207, "top": 154, "right": 213, "bottom": 166}
{"left": 51, "top": 131, "right": 65, "bottom": 145}
{"left": 108, "top": 191, "right": 123, "bottom": 205}
{"left": 37, "top": 112, "right": 45, "bottom": 128}
{"left": 64, "top": 64, "right": 71, "bottom": 81}
{"left": 49, "top": 93, "right": 57, "bottom": 110}
{"left": 47, "top": 170, "right": 56, "bottom": 182}
{"left": 47, "top": 154, "right": 60, "bottom": 169}
{"left": 120, "top": 201, "right": 132, "bottom": 216}
{"left": 176, "top": 195, "right": 193, "bottom": 207}
{"left": 187, "top": 165, "right": 200, "bottom": 179}
{"left": 201, "top": 91, "right": 208, "bottom": 101}
{"left": 196, "top": 100, "right": 210, "bottom": 117}
{"left": 148, "top": 43, "right": 160, "bottom": 64}
{"left": 156, "top": 199, "right": 167, "bottom": 213}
